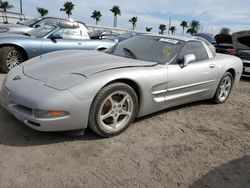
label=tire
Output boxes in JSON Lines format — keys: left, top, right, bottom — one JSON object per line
{"left": 212, "top": 72, "right": 233, "bottom": 104}
{"left": 89, "top": 82, "right": 138, "bottom": 137}
{"left": 0, "top": 46, "right": 24, "bottom": 73}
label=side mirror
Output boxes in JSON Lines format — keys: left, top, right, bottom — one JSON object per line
{"left": 34, "top": 24, "right": 40, "bottom": 28}
{"left": 100, "top": 35, "right": 107, "bottom": 39}
{"left": 50, "top": 33, "right": 62, "bottom": 40}
{"left": 182, "top": 54, "right": 196, "bottom": 67}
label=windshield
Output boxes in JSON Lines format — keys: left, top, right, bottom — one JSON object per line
{"left": 90, "top": 30, "right": 104, "bottom": 37}
{"left": 19, "top": 18, "right": 41, "bottom": 26}
{"left": 107, "top": 35, "right": 182, "bottom": 64}
{"left": 26, "top": 25, "right": 56, "bottom": 38}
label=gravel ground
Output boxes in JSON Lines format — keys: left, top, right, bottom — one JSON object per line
{"left": 0, "top": 73, "right": 249, "bottom": 188}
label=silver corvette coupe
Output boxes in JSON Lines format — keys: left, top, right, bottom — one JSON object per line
{"left": 0, "top": 34, "right": 243, "bottom": 137}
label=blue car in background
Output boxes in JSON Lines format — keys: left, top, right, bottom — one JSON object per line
{"left": 0, "top": 19, "right": 116, "bottom": 72}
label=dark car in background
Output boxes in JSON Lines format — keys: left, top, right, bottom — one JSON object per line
{"left": 0, "top": 19, "right": 116, "bottom": 72}
{"left": 194, "top": 33, "right": 216, "bottom": 45}
{"left": 232, "top": 30, "right": 250, "bottom": 77}
{"left": 214, "top": 34, "right": 236, "bottom": 55}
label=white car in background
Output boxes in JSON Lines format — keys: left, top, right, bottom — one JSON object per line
{"left": 232, "top": 30, "right": 250, "bottom": 77}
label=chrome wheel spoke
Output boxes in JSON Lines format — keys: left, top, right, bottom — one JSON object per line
{"left": 225, "top": 83, "right": 231, "bottom": 89}
{"left": 98, "top": 90, "right": 134, "bottom": 132}
{"left": 108, "top": 96, "right": 115, "bottom": 106}
{"left": 119, "top": 94, "right": 129, "bottom": 106}
{"left": 220, "top": 91, "right": 225, "bottom": 98}
{"left": 220, "top": 84, "right": 225, "bottom": 89}
{"left": 218, "top": 76, "right": 232, "bottom": 102}
{"left": 101, "top": 111, "right": 112, "bottom": 121}
{"left": 111, "top": 117, "right": 119, "bottom": 128}
{"left": 120, "top": 109, "right": 131, "bottom": 116}
{"left": 5, "top": 49, "right": 22, "bottom": 69}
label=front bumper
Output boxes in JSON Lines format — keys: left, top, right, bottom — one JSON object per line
{"left": 0, "top": 75, "right": 92, "bottom": 132}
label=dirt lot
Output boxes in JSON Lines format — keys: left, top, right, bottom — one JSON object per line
{"left": 0, "top": 73, "right": 249, "bottom": 188}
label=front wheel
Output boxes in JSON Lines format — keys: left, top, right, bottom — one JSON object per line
{"left": 213, "top": 72, "right": 233, "bottom": 104}
{"left": 89, "top": 82, "right": 138, "bottom": 137}
{"left": 0, "top": 46, "right": 24, "bottom": 73}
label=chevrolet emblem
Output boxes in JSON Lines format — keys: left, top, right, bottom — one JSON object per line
{"left": 13, "top": 75, "right": 22, "bottom": 81}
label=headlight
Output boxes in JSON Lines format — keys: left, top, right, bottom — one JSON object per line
{"left": 0, "top": 28, "right": 9, "bottom": 33}
{"left": 34, "top": 110, "right": 69, "bottom": 118}
{"left": 44, "top": 73, "right": 86, "bottom": 90}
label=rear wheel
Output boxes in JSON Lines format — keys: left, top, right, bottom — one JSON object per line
{"left": 213, "top": 72, "right": 233, "bottom": 103}
{"left": 89, "top": 82, "right": 138, "bottom": 137}
{"left": 0, "top": 46, "right": 24, "bottom": 73}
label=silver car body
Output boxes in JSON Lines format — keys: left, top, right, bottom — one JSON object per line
{"left": 0, "top": 34, "right": 243, "bottom": 132}
{"left": 0, "top": 17, "right": 89, "bottom": 38}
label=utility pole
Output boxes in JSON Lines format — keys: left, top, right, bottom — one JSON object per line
{"left": 200, "top": 25, "right": 203, "bottom": 33}
{"left": 168, "top": 17, "right": 171, "bottom": 35}
{"left": 20, "top": 0, "right": 23, "bottom": 14}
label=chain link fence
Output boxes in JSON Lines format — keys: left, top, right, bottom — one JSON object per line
{"left": 0, "top": 10, "right": 31, "bottom": 24}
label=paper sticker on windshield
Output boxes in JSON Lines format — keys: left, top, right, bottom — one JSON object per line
{"left": 163, "top": 47, "right": 172, "bottom": 55}
{"left": 159, "top": 38, "right": 179, "bottom": 44}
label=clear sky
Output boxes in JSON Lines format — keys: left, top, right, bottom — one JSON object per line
{"left": 7, "top": 0, "right": 250, "bottom": 35}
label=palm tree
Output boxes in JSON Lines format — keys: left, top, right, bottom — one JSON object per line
{"left": 187, "top": 20, "right": 200, "bottom": 35}
{"left": 91, "top": 10, "right": 102, "bottom": 25}
{"left": 0, "top": 1, "right": 14, "bottom": 11}
{"left": 129, "top": 17, "right": 137, "bottom": 30}
{"left": 0, "top": 1, "right": 14, "bottom": 23}
{"left": 169, "top": 26, "right": 176, "bottom": 35}
{"left": 110, "top": 5, "right": 121, "bottom": 27}
{"left": 220, "top": 27, "right": 230, "bottom": 35}
{"left": 159, "top": 24, "right": 166, "bottom": 35}
{"left": 37, "top": 7, "right": 48, "bottom": 17}
{"left": 180, "top": 21, "right": 188, "bottom": 36}
{"left": 146, "top": 27, "right": 152, "bottom": 32}
{"left": 60, "top": 1, "right": 74, "bottom": 18}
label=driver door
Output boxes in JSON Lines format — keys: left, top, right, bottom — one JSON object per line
{"left": 166, "top": 41, "right": 217, "bottom": 106}
{"left": 41, "top": 28, "right": 85, "bottom": 55}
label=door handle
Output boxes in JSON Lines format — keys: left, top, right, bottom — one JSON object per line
{"left": 209, "top": 64, "right": 215, "bottom": 68}
{"left": 77, "top": 43, "right": 82, "bottom": 45}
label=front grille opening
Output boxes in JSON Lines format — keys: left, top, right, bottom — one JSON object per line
{"left": 238, "top": 53, "right": 250, "bottom": 61}
{"left": 11, "top": 104, "right": 33, "bottom": 116}
{"left": 243, "top": 63, "right": 250, "bottom": 67}
{"left": 27, "top": 120, "right": 41, "bottom": 127}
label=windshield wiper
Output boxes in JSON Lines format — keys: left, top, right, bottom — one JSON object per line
{"left": 123, "top": 48, "right": 137, "bottom": 59}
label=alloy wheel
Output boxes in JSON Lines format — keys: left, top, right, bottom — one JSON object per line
{"left": 6, "top": 49, "right": 23, "bottom": 70}
{"left": 218, "top": 76, "right": 232, "bottom": 102}
{"left": 98, "top": 91, "right": 134, "bottom": 132}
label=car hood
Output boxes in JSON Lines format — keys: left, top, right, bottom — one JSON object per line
{"left": 0, "top": 23, "right": 29, "bottom": 29}
{"left": 232, "top": 30, "right": 250, "bottom": 51}
{"left": 23, "top": 50, "right": 157, "bottom": 82}
{"left": 0, "top": 33, "right": 32, "bottom": 39}
{"left": 0, "top": 23, "right": 31, "bottom": 33}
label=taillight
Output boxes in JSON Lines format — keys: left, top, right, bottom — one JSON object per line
{"left": 226, "top": 49, "right": 237, "bottom": 55}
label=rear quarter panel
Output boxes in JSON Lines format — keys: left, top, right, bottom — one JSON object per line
{"left": 213, "top": 53, "right": 243, "bottom": 85}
